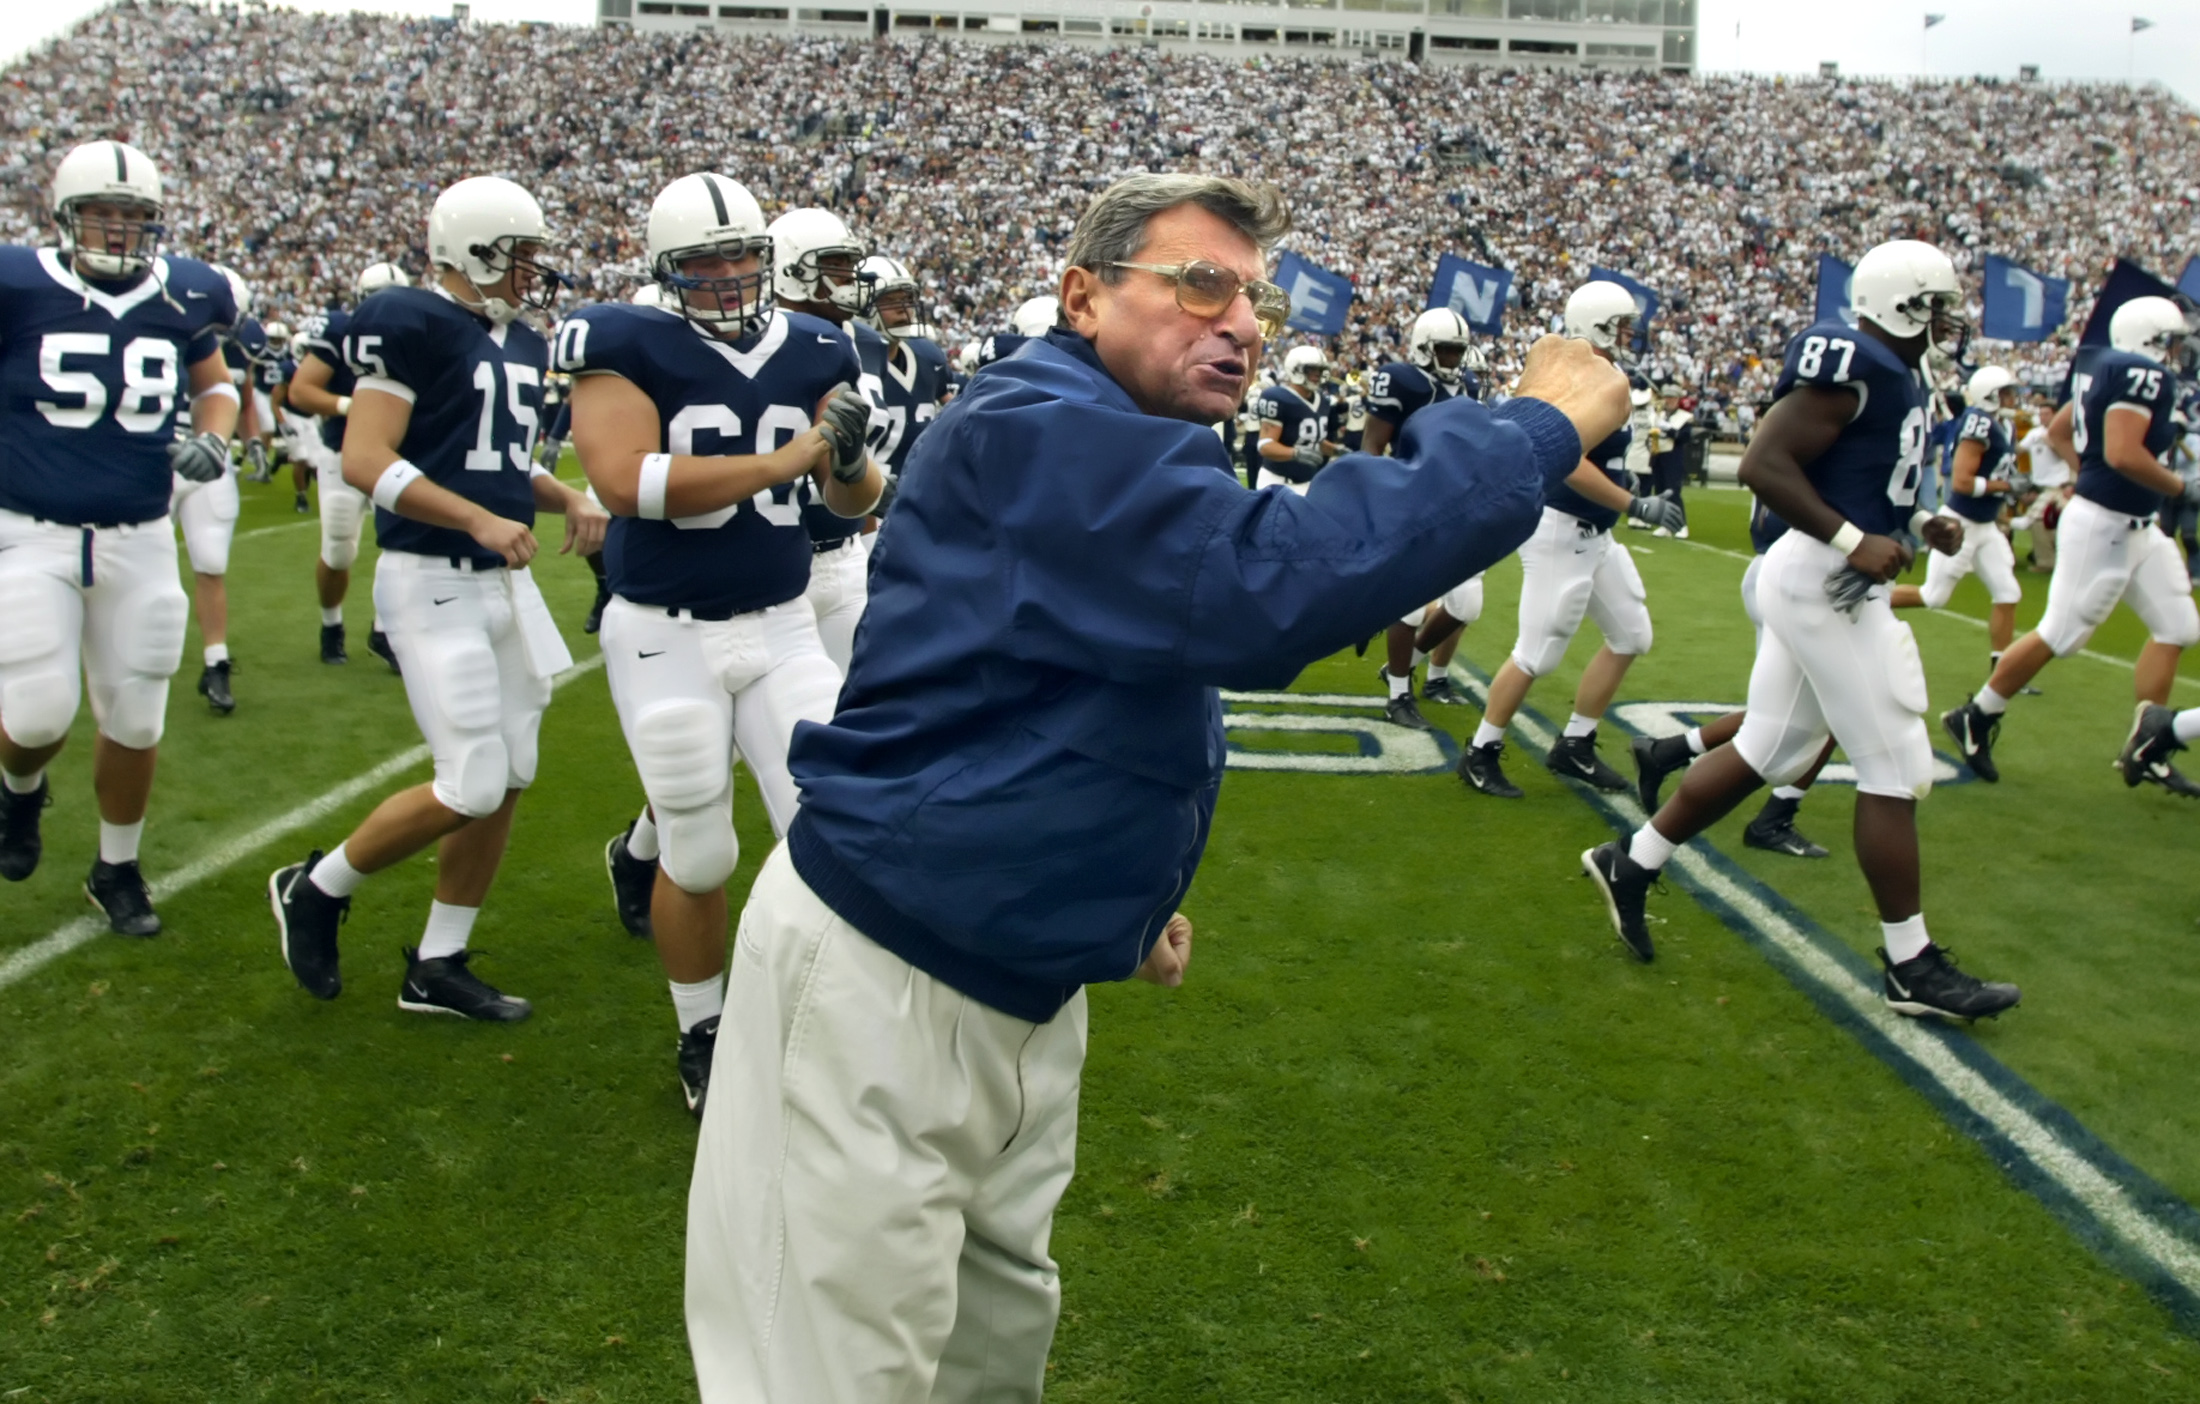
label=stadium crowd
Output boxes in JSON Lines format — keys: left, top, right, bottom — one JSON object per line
{"left": 3, "top": 0, "right": 2198, "bottom": 419}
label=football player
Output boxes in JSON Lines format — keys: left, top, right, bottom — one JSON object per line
{"left": 0, "top": 140, "right": 240, "bottom": 934}
{"left": 856, "top": 252, "right": 951, "bottom": 498}
{"left": 267, "top": 176, "right": 606, "bottom": 1021}
{"left": 574, "top": 174, "right": 880, "bottom": 1113}
{"left": 1255, "top": 345, "right": 1340, "bottom": 493}
{"left": 291, "top": 261, "right": 412, "bottom": 667}
{"left": 1365, "top": 308, "right": 1484, "bottom": 722}
{"left": 1459, "top": 281, "right": 1685, "bottom": 799}
{"left": 245, "top": 317, "right": 291, "bottom": 484}
{"left": 1890, "top": 365, "right": 2025, "bottom": 685}
{"left": 974, "top": 294, "right": 1059, "bottom": 369}
{"left": 173, "top": 265, "right": 257, "bottom": 715}
{"left": 767, "top": 207, "right": 882, "bottom": 673}
{"left": 1582, "top": 240, "right": 2021, "bottom": 1022}
{"left": 1943, "top": 297, "right": 2200, "bottom": 789}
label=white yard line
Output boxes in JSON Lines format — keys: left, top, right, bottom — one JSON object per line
{"left": 235, "top": 519, "right": 319, "bottom": 541}
{"left": 0, "top": 654, "right": 604, "bottom": 993}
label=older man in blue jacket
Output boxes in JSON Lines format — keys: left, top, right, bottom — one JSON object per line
{"left": 686, "top": 173, "right": 1629, "bottom": 1402}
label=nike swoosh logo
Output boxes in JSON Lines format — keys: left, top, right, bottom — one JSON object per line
{"left": 186, "top": 290, "right": 208, "bottom": 298}
{"left": 818, "top": 335, "right": 838, "bottom": 344}
{"left": 432, "top": 596, "right": 456, "bottom": 606}
{"left": 638, "top": 650, "right": 665, "bottom": 659}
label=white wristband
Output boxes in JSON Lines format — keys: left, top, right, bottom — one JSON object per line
{"left": 1968, "top": 477, "right": 1990, "bottom": 498}
{"left": 192, "top": 381, "right": 240, "bottom": 405}
{"left": 371, "top": 459, "right": 425, "bottom": 512}
{"left": 1908, "top": 508, "right": 1936, "bottom": 538}
{"left": 636, "top": 452, "right": 672, "bottom": 521}
{"left": 1829, "top": 521, "right": 1865, "bottom": 555}
{"left": 335, "top": 395, "right": 352, "bottom": 417}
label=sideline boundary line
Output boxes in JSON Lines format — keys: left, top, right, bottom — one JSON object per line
{"left": 0, "top": 654, "right": 605, "bottom": 994}
{"left": 1434, "top": 659, "right": 2200, "bottom": 1332}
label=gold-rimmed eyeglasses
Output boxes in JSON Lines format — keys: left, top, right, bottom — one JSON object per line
{"left": 1102, "top": 260, "right": 1292, "bottom": 340}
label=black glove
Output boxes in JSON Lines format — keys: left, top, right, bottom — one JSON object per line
{"left": 815, "top": 386, "right": 873, "bottom": 485}
{"left": 1625, "top": 490, "right": 1685, "bottom": 533}
{"left": 168, "top": 431, "right": 229, "bottom": 484}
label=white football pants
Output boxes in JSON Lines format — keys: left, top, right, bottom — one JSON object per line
{"left": 802, "top": 537, "right": 868, "bottom": 675}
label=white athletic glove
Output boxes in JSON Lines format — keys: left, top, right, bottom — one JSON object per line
{"left": 168, "top": 431, "right": 230, "bottom": 484}
{"left": 1626, "top": 490, "right": 1686, "bottom": 533}
{"left": 2181, "top": 475, "right": 2200, "bottom": 507}
{"left": 815, "top": 385, "right": 873, "bottom": 484}
{"left": 1823, "top": 564, "right": 1877, "bottom": 618}
{"left": 243, "top": 437, "right": 271, "bottom": 478}
{"left": 1291, "top": 439, "right": 1324, "bottom": 469}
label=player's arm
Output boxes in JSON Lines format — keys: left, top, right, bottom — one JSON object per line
{"left": 1948, "top": 437, "right": 2006, "bottom": 498}
{"left": 2045, "top": 402, "right": 2080, "bottom": 473}
{"left": 186, "top": 351, "right": 239, "bottom": 439}
{"left": 810, "top": 384, "right": 885, "bottom": 519}
{"left": 2103, "top": 405, "right": 2186, "bottom": 498}
{"left": 1738, "top": 384, "right": 1913, "bottom": 579}
{"left": 529, "top": 468, "right": 608, "bottom": 557}
{"left": 569, "top": 371, "right": 825, "bottom": 518}
{"left": 1360, "top": 414, "right": 1396, "bottom": 457}
{"left": 1562, "top": 459, "right": 1633, "bottom": 511}
{"left": 288, "top": 354, "right": 346, "bottom": 419}
{"left": 1256, "top": 417, "right": 1296, "bottom": 462}
{"left": 340, "top": 387, "right": 538, "bottom": 567}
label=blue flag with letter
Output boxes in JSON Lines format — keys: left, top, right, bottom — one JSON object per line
{"left": 1274, "top": 251, "right": 1353, "bottom": 336}
{"left": 1426, "top": 254, "right": 1513, "bottom": 336}
{"left": 1587, "top": 266, "right": 1657, "bottom": 352}
{"left": 1814, "top": 255, "right": 1856, "bottom": 327}
{"left": 1980, "top": 255, "right": 2068, "bottom": 342}
{"left": 2179, "top": 257, "right": 2200, "bottom": 304}
{"left": 2077, "top": 258, "right": 2177, "bottom": 346}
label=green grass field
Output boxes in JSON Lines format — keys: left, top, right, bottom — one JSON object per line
{"left": 6, "top": 472, "right": 2200, "bottom": 1401}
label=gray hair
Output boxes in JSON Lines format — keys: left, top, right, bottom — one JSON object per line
{"left": 1063, "top": 174, "right": 1292, "bottom": 284}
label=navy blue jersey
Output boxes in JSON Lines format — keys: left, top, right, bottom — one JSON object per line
{"left": 805, "top": 321, "right": 886, "bottom": 546}
{"left": 1946, "top": 405, "right": 2014, "bottom": 524}
{"left": 1770, "top": 321, "right": 1928, "bottom": 538}
{"left": 0, "top": 247, "right": 237, "bottom": 525}
{"left": 560, "top": 304, "right": 859, "bottom": 615}
{"left": 345, "top": 287, "right": 547, "bottom": 567}
{"left": 863, "top": 335, "right": 949, "bottom": 483}
{"left": 297, "top": 306, "right": 356, "bottom": 452}
{"left": 2073, "top": 348, "right": 2181, "bottom": 517}
{"left": 1363, "top": 361, "right": 1452, "bottom": 428}
{"left": 1748, "top": 495, "right": 1790, "bottom": 554}
{"left": 1548, "top": 422, "right": 1633, "bottom": 531}
{"left": 1256, "top": 383, "right": 1329, "bottom": 484}
{"left": 976, "top": 331, "right": 1032, "bottom": 368}
{"left": 251, "top": 347, "right": 288, "bottom": 398}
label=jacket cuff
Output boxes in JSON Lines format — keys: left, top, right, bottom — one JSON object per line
{"left": 1493, "top": 397, "right": 1584, "bottom": 489}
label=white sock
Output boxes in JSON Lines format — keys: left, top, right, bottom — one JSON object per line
{"left": 1772, "top": 785, "right": 1806, "bottom": 802}
{"left": 1684, "top": 726, "right": 1706, "bottom": 756}
{"left": 670, "top": 974, "right": 725, "bottom": 1032}
{"left": 1881, "top": 913, "right": 1931, "bottom": 964}
{"left": 1627, "top": 823, "right": 1677, "bottom": 871}
{"left": 309, "top": 841, "right": 366, "bottom": 898}
{"left": 1385, "top": 668, "right": 1412, "bottom": 698}
{"left": 1973, "top": 684, "right": 2009, "bottom": 716}
{"left": 320, "top": 606, "right": 342, "bottom": 626}
{"left": 418, "top": 900, "right": 478, "bottom": 962}
{"left": 1563, "top": 712, "right": 1599, "bottom": 740}
{"left": 98, "top": 819, "right": 142, "bottom": 865}
{"left": 2175, "top": 709, "right": 2200, "bottom": 745}
{"left": 1472, "top": 720, "right": 1506, "bottom": 749}
{"left": 627, "top": 808, "right": 661, "bottom": 862}
{"left": 2, "top": 767, "right": 43, "bottom": 795}
{"left": 1410, "top": 648, "right": 1429, "bottom": 670}
{"left": 203, "top": 642, "right": 229, "bottom": 666}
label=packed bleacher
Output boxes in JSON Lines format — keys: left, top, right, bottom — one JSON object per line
{"left": 4, "top": 0, "right": 2197, "bottom": 423}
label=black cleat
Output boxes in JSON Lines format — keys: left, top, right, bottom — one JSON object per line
{"left": 1421, "top": 674, "right": 1470, "bottom": 706}
{"left": 399, "top": 947, "right": 532, "bottom": 1022}
{"left": 1546, "top": 730, "right": 1630, "bottom": 793}
{"left": 1581, "top": 841, "right": 1657, "bottom": 962}
{"left": 678, "top": 1015, "right": 720, "bottom": 1117}
{"left": 1742, "top": 795, "right": 1829, "bottom": 858}
{"left": 1383, "top": 690, "right": 1435, "bottom": 732}
{"left": 319, "top": 622, "right": 348, "bottom": 665}
{"left": 366, "top": 629, "right": 402, "bottom": 676}
{"left": 1941, "top": 703, "right": 2001, "bottom": 783}
{"left": 0, "top": 778, "right": 50, "bottom": 882}
{"left": 583, "top": 580, "right": 613, "bottom": 636}
{"left": 293, "top": 492, "right": 310, "bottom": 514}
{"left": 1631, "top": 732, "right": 1694, "bottom": 815}
{"left": 1878, "top": 944, "right": 2020, "bottom": 1022}
{"left": 269, "top": 852, "right": 347, "bottom": 998}
{"left": 1457, "top": 739, "right": 1523, "bottom": 799}
{"left": 85, "top": 858, "right": 160, "bottom": 937}
{"left": 605, "top": 824, "right": 657, "bottom": 939}
{"left": 197, "top": 659, "right": 236, "bottom": 714}
{"left": 2117, "top": 702, "right": 2190, "bottom": 792}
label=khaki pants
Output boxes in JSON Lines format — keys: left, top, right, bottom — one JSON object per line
{"left": 687, "top": 845, "right": 1088, "bottom": 1403}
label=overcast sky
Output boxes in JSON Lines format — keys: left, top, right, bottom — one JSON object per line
{"left": 6, "top": 0, "right": 2196, "bottom": 103}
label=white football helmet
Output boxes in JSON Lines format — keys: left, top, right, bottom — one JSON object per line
{"left": 211, "top": 264, "right": 253, "bottom": 320}
{"left": 2109, "top": 296, "right": 2188, "bottom": 362}
{"left": 355, "top": 262, "right": 410, "bottom": 297}
{"left": 262, "top": 319, "right": 290, "bottom": 348}
{"left": 648, "top": 173, "right": 773, "bottom": 335}
{"left": 1850, "top": 239, "right": 1966, "bottom": 352}
{"left": 955, "top": 341, "right": 982, "bottom": 375}
{"left": 1564, "top": 281, "right": 1638, "bottom": 356}
{"left": 1284, "top": 345, "right": 1327, "bottom": 385}
{"left": 1408, "top": 307, "right": 1475, "bottom": 390}
{"left": 427, "top": 176, "right": 563, "bottom": 324}
{"left": 1964, "top": 365, "right": 2016, "bottom": 407}
{"left": 766, "top": 207, "right": 869, "bottom": 315}
{"left": 1011, "top": 295, "right": 1059, "bottom": 339}
{"left": 860, "top": 254, "right": 927, "bottom": 339}
{"left": 52, "top": 139, "right": 165, "bottom": 279}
